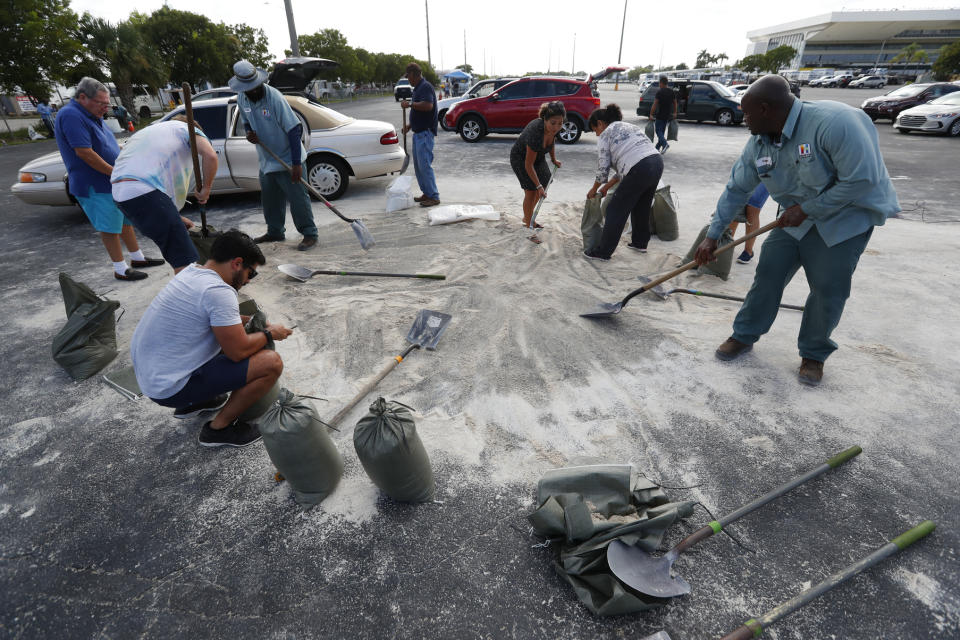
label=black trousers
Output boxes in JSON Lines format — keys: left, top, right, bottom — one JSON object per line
{"left": 596, "top": 153, "right": 664, "bottom": 257}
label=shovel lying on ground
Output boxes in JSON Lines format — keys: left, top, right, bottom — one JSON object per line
{"left": 637, "top": 277, "right": 805, "bottom": 311}
{"left": 607, "top": 445, "right": 862, "bottom": 599}
{"left": 257, "top": 142, "right": 375, "bottom": 251}
{"left": 327, "top": 309, "right": 451, "bottom": 427}
{"left": 528, "top": 165, "right": 559, "bottom": 245}
{"left": 400, "top": 106, "right": 410, "bottom": 174}
{"left": 278, "top": 263, "right": 445, "bottom": 281}
{"left": 581, "top": 219, "right": 780, "bottom": 318}
{"left": 641, "top": 520, "right": 935, "bottom": 640}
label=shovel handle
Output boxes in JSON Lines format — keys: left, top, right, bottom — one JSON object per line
{"left": 668, "top": 289, "right": 805, "bottom": 312}
{"left": 529, "top": 164, "right": 559, "bottom": 230}
{"left": 621, "top": 220, "right": 780, "bottom": 308}
{"left": 326, "top": 345, "right": 420, "bottom": 427}
{"left": 257, "top": 142, "right": 358, "bottom": 224}
{"left": 181, "top": 82, "right": 208, "bottom": 236}
{"left": 401, "top": 106, "right": 408, "bottom": 153}
{"left": 674, "top": 446, "right": 862, "bottom": 556}
{"left": 719, "top": 521, "right": 935, "bottom": 640}
{"left": 313, "top": 270, "right": 445, "bottom": 280}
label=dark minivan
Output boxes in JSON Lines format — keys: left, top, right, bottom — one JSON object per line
{"left": 636, "top": 80, "right": 743, "bottom": 126}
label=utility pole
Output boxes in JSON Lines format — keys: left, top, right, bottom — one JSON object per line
{"left": 284, "top": 0, "right": 299, "bottom": 57}
{"left": 425, "top": 1, "right": 432, "bottom": 67}
{"left": 616, "top": 0, "right": 628, "bottom": 89}
{"left": 548, "top": 42, "right": 551, "bottom": 73}
{"left": 463, "top": 30, "right": 467, "bottom": 67}
{"left": 572, "top": 33, "right": 576, "bottom": 74}
{"left": 483, "top": 48, "right": 486, "bottom": 76}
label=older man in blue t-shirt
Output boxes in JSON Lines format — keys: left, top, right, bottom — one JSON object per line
{"left": 230, "top": 60, "right": 319, "bottom": 251}
{"left": 400, "top": 63, "right": 440, "bottom": 207}
{"left": 54, "top": 77, "right": 164, "bottom": 281}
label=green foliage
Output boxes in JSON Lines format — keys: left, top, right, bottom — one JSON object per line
{"left": 456, "top": 63, "right": 473, "bottom": 74}
{"left": 627, "top": 65, "right": 653, "bottom": 80}
{"left": 695, "top": 50, "right": 728, "bottom": 69}
{"left": 294, "top": 28, "right": 437, "bottom": 85}
{"left": 228, "top": 23, "right": 272, "bottom": 69}
{"left": 676, "top": 62, "right": 689, "bottom": 70}
{"left": 932, "top": 41, "right": 960, "bottom": 81}
{"left": 891, "top": 43, "right": 929, "bottom": 65}
{"left": 0, "top": 0, "right": 84, "bottom": 100}
{"left": 135, "top": 6, "right": 238, "bottom": 88}
{"left": 762, "top": 45, "right": 797, "bottom": 72}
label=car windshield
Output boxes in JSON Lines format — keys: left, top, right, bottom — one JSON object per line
{"left": 885, "top": 85, "right": 926, "bottom": 98}
{"left": 930, "top": 92, "right": 960, "bottom": 105}
{"left": 711, "top": 82, "right": 736, "bottom": 97}
{"left": 397, "top": 79, "right": 410, "bottom": 86}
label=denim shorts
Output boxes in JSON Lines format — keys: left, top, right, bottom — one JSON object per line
{"left": 150, "top": 354, "right": 249, "bottom": 409}
{"left": 76, "top": 187, "right": 131, "bottom": 233}
{"left": 115, "top": 189, "right": 199, "bottom": 269}
{"left": 747, "top": 183, "right": 770, "bottom": 209}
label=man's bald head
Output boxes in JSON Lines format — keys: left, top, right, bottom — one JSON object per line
{"left": 740, "top": 75, "right": 796, "bottom": 136}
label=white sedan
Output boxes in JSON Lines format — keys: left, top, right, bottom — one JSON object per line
{"left": 894, "top": 92, "right": 960, "bottom": 136}
{"left": 12, "top": 95, "right": 405, "bottom": 206}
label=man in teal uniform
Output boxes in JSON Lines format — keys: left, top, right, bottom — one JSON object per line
{"left": 230, "top": 60, "right": 319, "bottom": 251}
{"left": 695, "top": 75, "right": 899, "bottom": 386}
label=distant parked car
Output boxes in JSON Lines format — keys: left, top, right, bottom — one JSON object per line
{"left": 394, "top": 78, "right": 413, "bottom": 102}
{"left": 894, "top": 92, "right": 960, "bottom": 136}
{"left": 637, "top": 79, "right": 743, "bottom": 126}
{"left": 192, "top": 87, "right": 236, "bottom": 102}
{"left": 861, "top": 83, "right": 960, "bottom": 121}
{"left": 848, "top": 75, "right": 885, "bottom": 89}
{"left": 438, "top": 77, "right": 518, "bottom": 131}
{"left": 729, "top": 84, "right": 750, "bottom": 95}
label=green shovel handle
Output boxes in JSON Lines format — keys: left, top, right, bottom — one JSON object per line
{"left": 827, "top": 445, "right": 862, "bottom": 468}
{"left": 892, "top": 520, "right": 936, "bottom": 550}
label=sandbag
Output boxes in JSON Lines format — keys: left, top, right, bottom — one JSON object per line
{"left": 684, "top": 224, "right": 735, "bottom": 280}
{"left": 354, "top": 398, "right": 435, "bottom": 502}
{"left": 649, "top": 185, "right": 679, "bottom": 241}
{"left": 386, "top": 176, "right": 416, "bottom": 213}
{"left": 239, "top": 310, "right": 280, "bottom": 421}
{"left": 188, "top": 224, "right": 223, "bottom": 265}
{"left": 260, "top": 388, "right": 343, "bottom": 508}
{"left": 52, "top": 273, "right": 120, "bottom": 381}
{"left": 580, "top": 196, "right": 603, "bottom": 252}
{"left": 427, "top": 204, "right": 499, "bottom": 226}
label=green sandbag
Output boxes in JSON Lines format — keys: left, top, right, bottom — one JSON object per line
{"left": 581, "top": 196, "right": 603, "bottom": 252}
{"left": 239, "top": 310, "right": 280, "bottom": 421}
{"left": 684, "top": 223, "right": 735, "bottom": 280}
{"left": 52, "top": 273, "right": 120, "bottom": 381}
{"left": 649, "top": 185, "right": 679, "bottom": 241}
{"left": 188, "top": 224, "right": 223, "bottom": 265}
{"left": 354, "top": 398, "right": 435, "bottom": 502}
{"left": 260, "top": 388, "right": 343, "bottom": 508}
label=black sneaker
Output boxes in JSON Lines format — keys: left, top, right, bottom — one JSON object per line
{"left": 174, "top": 393, "right": 229, "bottom": 420}
{"left": 583, "top": 249, "right": 610, "bottom": 262}
{"left": 198, "top": 419, "right": 262, "bottom": 448}
{"left": 626, "top": 243, "right": 648, "bottom": 253}
{"left": 254, "top": 233, "right": 285, "bottom": 244}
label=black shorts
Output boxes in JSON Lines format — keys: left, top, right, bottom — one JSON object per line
{"left": 151, "top": 354, "right": 249, "bottom": 408}
{"left": 116, "top": 189, "right": 199, "bottom": 269}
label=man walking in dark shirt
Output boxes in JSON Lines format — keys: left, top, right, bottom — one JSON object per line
{"left": 400, "top": 63, "right": 440, "bottom": 207}
{"left": 650, "top": 76, "right": 678, "bottom": 154}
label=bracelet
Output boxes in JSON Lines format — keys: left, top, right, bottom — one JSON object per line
{"left": 536, "top": 185, "right": 544, "bottom": 189}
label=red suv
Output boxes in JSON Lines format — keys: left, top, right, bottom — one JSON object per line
{"left": 443, "top": 67, "right": 625, "bottom": 144}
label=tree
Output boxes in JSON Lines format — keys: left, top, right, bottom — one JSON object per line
{"left": 931, "top": 41, "right": 960, "bottom": 81}
{"left": 627, "top": 65, "right": 653, "bottom": 80}
{"left": 456, "top": 63, "right": 473, "bottom": 74}
{"left": 762, "top": 45, "right": 797, "bottom": 72}
{"left": 892, "top": 43, "right": 930, "bottom": 79}
{"left": 737, "top": 55, "right": 766, "bottom": 73}
{"left": 135, "top": 7, "right": 238, "bottom": 89}
{"left": 676, "top": 62, "right": 689, "bottom": 70}
{"left": 695, "top": 50, "right": 714, "bottom": 68}
{"left": 716, "top": 52, "right": 729, "bottom": 66}
{"left": 228, "top": 23, "right": 272, "bottom": 70}
{"left": 0, "top": 0, "right": 84, "bottom": 100}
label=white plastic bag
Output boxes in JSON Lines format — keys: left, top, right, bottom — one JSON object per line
{"left": 427, "top": 204, "right": 500, "bottom": 226}
{"left": 385, "top": 176, "right": 416, "bottom": 213}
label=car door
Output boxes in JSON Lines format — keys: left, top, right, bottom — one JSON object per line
{"left": 189, "top": 104, "right": 238, "bottom": 191}
{"left": 685, "top": 85, "right": 713, "bottom": 121}
{"left": 484, "top": 80, "right": 531, "bottom": 129}
{"left": 226, "top": 102, "right": 311, "bottom": 190}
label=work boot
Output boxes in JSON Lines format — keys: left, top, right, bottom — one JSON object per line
{"left": 419, "top": 197, "right": 440, "bottom": 207}
{"left": 254, "top": 233, "right": 284, "bottom": 244}
{"left": 297, "top": 236, "right": 318, "bottom": 251}
{"left": 715, "top": 336, "right": 752, "bottom": 361}
{"left": 798, "top": 358, "right": 824, "bottom": 386}
{"left": 413, "top": 194, "right": 427, "bottom": 202}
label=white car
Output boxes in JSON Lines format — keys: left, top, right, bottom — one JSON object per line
{"left": 11, "top": 95, "right": 405, "bottom": 205}
{"left": 894, "top": 92, "right": 960, "bottom": 136}
{"left": 849, "top": 75, "right": 885, "bottom": 89}
{"left": 438, "top": 77, "right": 517, "bottom": 131}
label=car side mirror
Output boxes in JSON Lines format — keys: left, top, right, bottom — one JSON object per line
{"left": 488, "top": 93, "right": 499, "bottom": 101}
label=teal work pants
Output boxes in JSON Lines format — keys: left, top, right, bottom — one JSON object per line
{"left": 260, "top": 170, "right": 318, "bottom": 239}
{"left": 732, "top": 225, "right": 872, "bottom": 362}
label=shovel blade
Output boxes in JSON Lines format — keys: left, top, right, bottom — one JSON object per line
{"left": 400, "top": 153, "right": 410, "bottom": 175}
{"left": 637, "top": 276, "right": 669, "bottom": 300}
{"left": 641, "top": 633, "right": 674, "bottom": 640}
{"left": 607, "top": 540, "right": 691, "bottom": 598}
{"left": 278, "top": 264, "right": 315, "bottom": 282}
{"left": 405, "top": 310, "right": 451, "bottom": 350}
{"left": 580, "top": 301, "right": 624, "bottom": 319}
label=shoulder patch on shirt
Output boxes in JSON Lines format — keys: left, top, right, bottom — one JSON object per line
{"left": 798, "top": 143, "right": 812, "bottom": 158}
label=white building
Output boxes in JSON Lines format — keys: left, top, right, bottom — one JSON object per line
{"left": 746, "top": 9, "right": 960, "bottom": 73}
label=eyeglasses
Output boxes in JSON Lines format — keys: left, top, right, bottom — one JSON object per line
{"left": 88, "top": 98, "right": 111, "bottom": 107}
{"left": 244, "top": 264, "right": 258, "bottom": 280}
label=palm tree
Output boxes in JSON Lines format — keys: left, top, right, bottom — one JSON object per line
{"left": 892, "top": 43, "right": 930, "bottom": 80}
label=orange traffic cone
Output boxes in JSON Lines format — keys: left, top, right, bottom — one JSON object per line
{"left": 127, "top": 121, "right": 135, "bottom": 132}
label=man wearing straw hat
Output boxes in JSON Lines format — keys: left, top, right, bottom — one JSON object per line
{"left": 229, "top": 60, "right": 319, "bottom": 251}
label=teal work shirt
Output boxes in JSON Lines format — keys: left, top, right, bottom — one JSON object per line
{"left": 708, "top": 100, "right": 900, "bottom": 247}
{"left": 236, "top": 84, "right": 307, "bottom": 175}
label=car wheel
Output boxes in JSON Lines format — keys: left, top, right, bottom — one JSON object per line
{"left": 438, "top": 108, "right": 448, "bottom": 128}
{"left": 458, "top": 115, "right": 486, "bottom": 142}
{"left": 137, "top": 106, "right": 150, "bottom": 119}
{"left": 949, "top": 118, "right": 960, "bottom": 137}
{"left": 716, "top": 109, "right": 735, "bottom": 126}
{"left": 557, "top": 118, "right": 582, "bottom": 144}
{"left": 306, "top": 155, "right": 349, "bottom": 200}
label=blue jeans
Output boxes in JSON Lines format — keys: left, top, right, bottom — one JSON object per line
{"left": 412, "top": 130, "right": 439, "bottom": 200}
{"left": 732, "top": 226, "right": 873, "bottom": 362}
{"left": 654, "top": 120, "right": 668, "bottom": 150}
{"left": 260, "top": 170, "right": 318, "bottom": 239}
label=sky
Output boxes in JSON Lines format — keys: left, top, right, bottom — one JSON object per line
{"left": 70, "top": 0, "right": 955, "bottom": 76}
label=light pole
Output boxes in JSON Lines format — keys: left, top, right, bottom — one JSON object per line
{"left": 615, "top": 0, "right": 628, "bottom": 90}
{"left": 284, "top": 0, "right": 299, "bottom": 57}
{"left": 425, "top": 1, "right": 432, "bottom": 67}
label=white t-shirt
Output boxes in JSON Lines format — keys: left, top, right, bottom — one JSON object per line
{"left": 131, "top": 265, "right": 241, "bottom": 399}
{"left": 111, "top": 120, "right": 207, "bottom": 209}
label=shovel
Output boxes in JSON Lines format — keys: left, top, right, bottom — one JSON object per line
{"left": 581, "top": 219, "right": 779, "bottom": 318}
{"left": 181, "top": 82, "right": 209, "bottom": 237}
{"left": 400, "top": 105, "right": 410, "bottom": 174}
{"left": 278, "top": 263, "right": 445, "bottom": 281}
{"left": 641, "top": 520, "right": 935, "bottom": 640}
{"left": 607, "top": 445, "right": 862, "bottom": 599}
{"left": 527, "top": 165, "right": 559, "bottom": 245}
{"left": 256, "top": 142, "right": 375, "bottom": 251}
{"left": 637, "top": 278, "right": 805, "bottom": 312}
{"left": 327, "top": 309, "right": 451, "bottom": 427}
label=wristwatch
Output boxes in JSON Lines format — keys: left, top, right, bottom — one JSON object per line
{"left": 262, "top": 328, "right": 272, "bottom": 343}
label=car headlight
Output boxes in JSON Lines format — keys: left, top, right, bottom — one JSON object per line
{"left": 931, "top": 112, "right": 959, "bottom": 119}
{"left": 19, "top": 172, "right": 46, "bottom": 183}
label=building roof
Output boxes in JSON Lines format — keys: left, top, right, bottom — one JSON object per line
{"left": 747, "top": 9, "right": 960, "bottom": 42}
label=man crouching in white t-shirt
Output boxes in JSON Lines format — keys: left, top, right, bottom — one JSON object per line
{"left": 131, "top": 229, "right": 293, "bottom": 447}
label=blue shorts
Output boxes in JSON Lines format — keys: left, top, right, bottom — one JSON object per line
{"left": 116, "top": 189, "right": 199, "bottom": 269}
{"left": 76, "top": 187, "right": 132, "bottom": 234}
{"left": 150, "top": 354, "right": 250, "bottom": 409}
{"left": 746, "top": 183, "right": 770, "bottom": 209}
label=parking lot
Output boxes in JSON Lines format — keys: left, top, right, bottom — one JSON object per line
{"left": 1, "top": 85, "right": 958, "bottom": 639}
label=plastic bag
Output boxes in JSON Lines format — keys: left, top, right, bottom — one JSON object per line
{"left": 386, "top": 176, "right": 416, "bottom": 213}
{"left": 354, "top": 398, "right": 435, "bottom": 502}
{"left": 427, "top": 204, "right": 499, "bottom": 226}
{"left": 260, "top": 389, "right": 343, "bottom": 508}
{"left": 684, "top": 223, "right": 735, "bottom": 280}
{"left": 649, "top": 185, "right": 679, "bottom": 241}
{"left": 52, "top": 273, "right": 120, "bottom": 381}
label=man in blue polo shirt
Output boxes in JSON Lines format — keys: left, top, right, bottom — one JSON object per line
{"left": 695, "top": 75, "right": 900, "bottom": 386}
{"left": 230, "top": 60, "right": 319, "bottom": 251}
{"left": 54, "top": 77, "right": 163, "bottom": 281}
{"left": 401, "top": 63, "right": 440, "bottom": 207}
